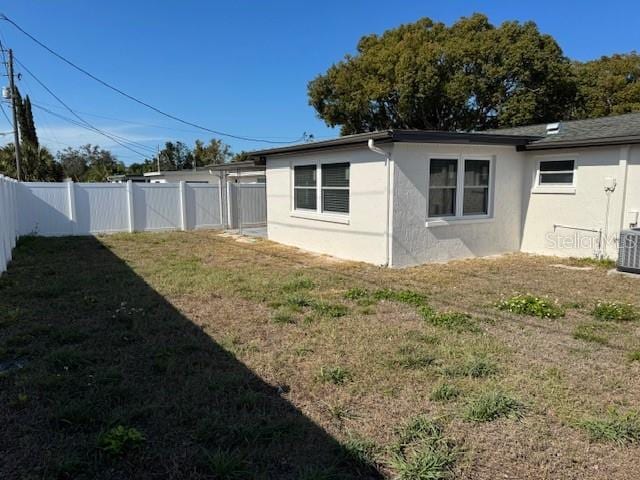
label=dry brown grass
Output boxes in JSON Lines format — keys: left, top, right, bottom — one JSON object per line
{"left": 1, "top": 231, "right": 639, "bottom": 479}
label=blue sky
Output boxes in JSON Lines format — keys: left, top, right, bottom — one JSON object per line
{"left": 1, "top": 1, "right": 639, "bottom": 164}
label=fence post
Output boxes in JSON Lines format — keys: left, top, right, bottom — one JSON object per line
{"left": 0, "top": 177, "right": 7, "bottom": 272}
{"left": 67, "top": 180, "right": 77, "bottom": 235}
{"left": 126, "top": 181, "right": 135, "bottom": 233}
{"left": 179, "top": 181, "right": 188, "bottom": 231}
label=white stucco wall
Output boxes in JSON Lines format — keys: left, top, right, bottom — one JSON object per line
{"left": 390, "top": 143, "right": 526, "bottom": 267}
{"left": 520, "top": 145, "right": 636, "bottom": 260}
{"left": 266, "top": 146, "right": 390, "bottom": 265}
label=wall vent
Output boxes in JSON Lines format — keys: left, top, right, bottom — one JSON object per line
{"left": 546, "top": 122, "right": 561, "bottom": 135}
{"left": 618, "top": 229, "right": 640, "bottom": 274}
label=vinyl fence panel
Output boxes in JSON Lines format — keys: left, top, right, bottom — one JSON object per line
{"left": 237, "top": 184, "right": 267, "bottom": 227}
{"left": 0, "top": 176, "right": 19, "bottom": 274}
{"left": 133, "top": 183, "right": 182, "bottom": 231}
{"left": 186, "top": 183, "right": 223, "bottom": 230}
{"left": 75, "top": 183, "right": 129, "bottom": 234}
{"left": 18, "top": 182, "right": 72, "bottom": 236}
{"left": 1, "top": 179, "right": 235, "bottom": 275}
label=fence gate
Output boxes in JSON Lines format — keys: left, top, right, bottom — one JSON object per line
{"left": 226, "top": 183, "right": 267, "bottom": 229}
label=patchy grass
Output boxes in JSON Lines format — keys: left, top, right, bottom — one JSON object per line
{"left": 593, "top": 301, "right": 640, "bottom": 322}
{"left": 580, "top": 410, "right": 640, "bottom": 445}
{"left": 98, "top": 425, "right": 146, "bottom": 456}
{"left": 465, "top": 390, "right": 524, "bottom": 422}
{"left": 2, "top": 233, "right": 640, "bottom": 479}
{"left": 429, "top": 383, "right": 460, "bottom": 402}
{"left": 390, "top": 416, "right": 457, "bottom": 480}
{"left": 497, "top": 294, "right": 565, "bottom": 319}
{"left": 317, "top": 366, "right": 351, "bottom": 385}
{"left": 444, "top": 356, "right": 498, "bottom": 378}
{"left": 573, "top": 323, "right": 609, "bottom": 345}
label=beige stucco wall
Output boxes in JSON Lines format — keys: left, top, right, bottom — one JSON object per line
{"left": 390, "top": 143, "right": 526, "bottom": 267}
{"left": 265, "top": 146, "right": 390, "bottom": 265}
{"left": 520, "top": 145, "right": 637, "bottom": 260}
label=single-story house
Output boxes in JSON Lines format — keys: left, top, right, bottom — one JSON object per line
{"left": 250, "top": 113, "right": 640, "bottom": 267}
{"left": 141, "top": 162, "right": 266, "bottom": 184}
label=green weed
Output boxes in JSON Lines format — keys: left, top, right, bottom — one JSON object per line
{"left": 465, "top": 390, "right": 524, "bottom": 422}
{"left": 497, "top": 294, "right": 565, "bottom": 319}
{"left": 593, "top": 302, "right": 639, "bottom": 322}
{"left": 98, "top": 425, "right": 145, "bottom": 456}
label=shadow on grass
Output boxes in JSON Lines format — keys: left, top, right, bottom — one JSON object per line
{"left": 0, "top": 237, "right": 381, "bottom": 479}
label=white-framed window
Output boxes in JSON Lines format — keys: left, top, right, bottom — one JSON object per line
{"left": 321, "top": 162, "right": 349, "bottom": 214}
{"left": 427, "top": 156, "right": 492, "bottom": 220}
{"left": 292, "top": 162, "right": 350, "bottom": 216}
{"left": 536, "top": 159, "right": 575, "bottom": 186}
{"left": 293, "top": 164, "right": 317, "bottom": 210}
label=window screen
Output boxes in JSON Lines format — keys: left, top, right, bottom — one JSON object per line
{"left": 428, "top": 159, "right": 457, "bottom": 217}
{"left": 294, "top": 165, "right": 317, "bottom": 210}
{"left": 463, "top": 159, "right": 490, "bottom": 215}
{"left": 539, "top": 160, "right": 574, "bottom": 185}
{"left": 322, "top": 163, "right": 349, "bottom": 214}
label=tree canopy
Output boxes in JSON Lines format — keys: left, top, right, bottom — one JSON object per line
{"left": 572, "top": 53, "right": 640, "bottom": 119}
{"left": 308, "top": 14, "right": 640, "bottom": 134}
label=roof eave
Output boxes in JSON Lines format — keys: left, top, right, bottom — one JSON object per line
{"left": 249, "top": 130, "right": 537, "bottom": 159}
{"left": 522, "top": 135, "right": 640, "bottom": 151}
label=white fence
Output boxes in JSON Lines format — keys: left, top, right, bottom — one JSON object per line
{"left": 0, "top": 176, "right": 19, "bottom": 274}
{"left": 18, "top": 181, "right": 223, "bottom": 236}
{"left": 0, "top": 178, "right": 267, "bottom": 275}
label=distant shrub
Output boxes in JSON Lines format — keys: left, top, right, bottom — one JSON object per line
{"left": 593, "top": 302, "right": 639, "bottom": 322}
{"left": 580, "top": 410, "right": 640, "bottom": 445}
{"left": 430, "top": 383, "right": 460, "bottom": 402}
{"left": 465, "top": 390, "right": 524, "bottom": 422}
{"left": 99, "top": 425, "right": 145, "bottom": 456}
{"left": 497, "top": 294, "right": 565, "bottom": 319}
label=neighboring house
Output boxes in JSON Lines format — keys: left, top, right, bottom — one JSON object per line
{"left": 141, "top": 163, "right": 266, "bottom": 185}
{"left": 250, "top": 113, "right": 640, "bottom": 267}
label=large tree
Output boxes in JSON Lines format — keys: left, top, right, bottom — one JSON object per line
{"left": 193, "top": 138, "right": 232, "bottom": 166}
{"left": 308, "top": 14, "right": 577, "bottom": 134}
{"left": 572, "top": 53, "right": 640, "bottom": 118}
{"left": 0, "top": 143, "right": 63, "bottom": 181}
{"left": 57, "top": 144, "right": 125, "bottom": 182}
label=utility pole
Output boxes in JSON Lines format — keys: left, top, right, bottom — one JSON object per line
{"left": 7, "top": 49, "right": 21, "bottom": 181}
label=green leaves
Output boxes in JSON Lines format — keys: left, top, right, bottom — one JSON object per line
{"left": 308, "top": 14, "right": 576, "bottom": 134}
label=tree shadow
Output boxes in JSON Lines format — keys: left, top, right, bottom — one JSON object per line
{"left": 0, "top": 236, "right": 382, "bottom": 479}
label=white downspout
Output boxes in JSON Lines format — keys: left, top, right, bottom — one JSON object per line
{"left": 368, "top": 139, "right": 392, "bottom": 267}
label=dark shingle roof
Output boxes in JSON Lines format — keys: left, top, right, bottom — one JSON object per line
{"left": 488, "top": 112, "right": 640, "bottom": 149}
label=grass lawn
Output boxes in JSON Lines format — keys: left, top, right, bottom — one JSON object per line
{"left": 1, "top": 231, "right": 640, "bottom": 479}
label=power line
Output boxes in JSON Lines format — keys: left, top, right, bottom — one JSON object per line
{"left": 0, "top": 14, "right": 306, "bottom": 145}
{"left": 14, "top": 56, "right": 149, "bottom": 159}
{"left": 31, "top": 102, "right": 158, "bottom": 154}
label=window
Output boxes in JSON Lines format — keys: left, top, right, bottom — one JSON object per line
{"left": 293, "top": 162, "right": 350, "bottom": 216}
{"left": 538, "top": 160, "right": 575, "bottom": 185}
{"left": 428, "top": 159, "right": 457, "bottom": 217}
{"left": 322, "top": 163, "right": 349, "bottom": 214}
{"left": 428, "top": 157, "right": 492, "bottom": 219}
{"left": 294, "top": 165, "right": 317, "bottom": 210}
{"left": 463, "top": 159, "right": 490, "bottom": 215}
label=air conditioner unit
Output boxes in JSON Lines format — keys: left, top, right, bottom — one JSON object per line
{"left": 618, "top": 229, "right": 640, "bottom": 274}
